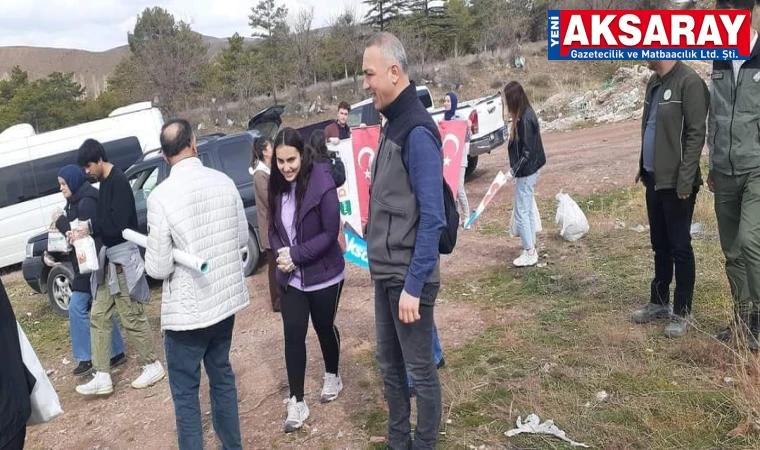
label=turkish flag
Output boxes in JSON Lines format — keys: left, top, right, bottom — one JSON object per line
{"left": 438, "top": 120, "right": 468, "bottom": 198}
{"left": 350, "top": 126, "right": 381, "bottom": 228}
{"left": 463, "top": 170, "right": 510, "bottom": 230}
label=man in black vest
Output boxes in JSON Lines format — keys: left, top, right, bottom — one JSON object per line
{"left": 363, "top": 32, "right": 446, "bottom": 450}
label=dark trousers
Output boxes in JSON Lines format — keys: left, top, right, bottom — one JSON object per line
{"left": 281, "top": 281, "right": 344, "bottom": 402}
{"left": 644, "top": 174, "right": 698, "bottom": 316}
{"left": 375, "top": 281, "right": 441, "bottom": 450}
{"left": 1, "top": 426, "right": 25, "bottom": 450}
{"left": 265, "top": 250, "right": 282, "bottom": 312}
{"left": 164, "top": 316, "right": 241, "bottom": 450}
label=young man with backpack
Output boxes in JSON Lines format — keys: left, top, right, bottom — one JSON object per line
{"left": 363, "top": 32, "right": 451, "bottom": 450}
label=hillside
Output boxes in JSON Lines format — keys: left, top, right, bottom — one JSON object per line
{"left": 0, "top": 34, "right": 258, "bottom": 97}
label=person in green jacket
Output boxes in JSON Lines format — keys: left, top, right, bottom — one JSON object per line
{"left": 708, "top": 0, "right": 760, "bottom": 349}
{"left": 631, "top": 59, "right": 709, "bottom": 338}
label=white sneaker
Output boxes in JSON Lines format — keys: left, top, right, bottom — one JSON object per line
{"left": 76, "top": 372, "right": 113, "bottom": 396}
{"left": 513, "top": 250, "right": 539, "bottom": 267}
{"left": 284, "top": 396, "right": 309, "bottom": 433}
{"left": 320, "top": 373, "right": 343, "bottom": 403}
{"left": 131, "top": 361, "right": 165, "bottom": 389}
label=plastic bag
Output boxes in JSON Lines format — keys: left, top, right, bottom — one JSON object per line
{"left": 17, "top": 321, "right": 63, "bottom": 425}
{"left": 47, "top": 231, "right": 69, "bottom": 253}
{"left": 509, "top": 198, "right": 543, "bottom": 238}
{"left": 73, "top": 236, "right": 99, "bottom": 274}
{"left": 555, "top": 191, "right": 589, "bottom": 242}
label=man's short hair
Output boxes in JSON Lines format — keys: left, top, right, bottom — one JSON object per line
{"left": 160, "top": 119, "right": 194, "bottom": 158}
{"left": 716, "top": 0, "right": 756, "bottom": 10}
{"left": 338, "top": 101, "right": 351, "bottom": 112}
{"left": 77, "top": 139, "right": 108, "bottom": 166}
{"left": 365, "top": 32, "right": 408, "bottom": 73}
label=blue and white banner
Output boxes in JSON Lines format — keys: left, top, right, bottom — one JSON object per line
{"left": 343, "top": 225, "right": 368, "bottom": 270}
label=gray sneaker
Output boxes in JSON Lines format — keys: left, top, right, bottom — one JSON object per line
{"left": 631, "top": 303, "right": 670, "bottom": 324}
{"left": 664, "top": 314, "right": 691, "bottom": 338}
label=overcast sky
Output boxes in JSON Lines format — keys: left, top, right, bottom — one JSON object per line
{"left": 0, "top": 0, "right": 367, "bottom": 52}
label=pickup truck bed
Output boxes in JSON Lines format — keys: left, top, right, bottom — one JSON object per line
{"left": 430, "top": 92, "right": 507, "bottom": 177}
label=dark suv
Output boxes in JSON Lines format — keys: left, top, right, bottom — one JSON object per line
{"left": 22, "top": 132, "right": 266, "bottom": 317}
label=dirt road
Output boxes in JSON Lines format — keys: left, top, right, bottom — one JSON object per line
{"left": 23, "top": 120, "right": 642, "bottom": 450}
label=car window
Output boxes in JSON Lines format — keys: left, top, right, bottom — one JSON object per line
{"left": 347, "top": 107, "right": 363, "bottom": 128}
{"left": 129, "top": 166, "right": 159, "bottom": 211}
{"left": 218, "top": 142, "right": 253, "bottom": 187}
{"left": 418, "top": 90, "right": 433, "bottom": 108}
{"left": 0, "top": 161, "right": 37, "bottom": 208}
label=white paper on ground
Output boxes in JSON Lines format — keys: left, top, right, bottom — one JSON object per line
{"left": 505, "top": 414, "right": 589, "bottom": 448}
{"left": 122, "top": 229, "right": 209, "bottom": 274}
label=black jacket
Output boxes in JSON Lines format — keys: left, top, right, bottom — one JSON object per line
{"left": 55, "top": 183, "right": 101, "bottom": 293}
{"left": 508, "top": 106, "right": 547, "bottom": 178}
{"left": 315, "top": 154, "right": 346, "bottom": 188}
{"left": 0, "top": 278, "right": 34, "bottom": 448}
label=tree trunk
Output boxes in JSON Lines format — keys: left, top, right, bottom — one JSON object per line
{"left": 454, "top": 35, "right": 459, "bottom": 59}
{"left": 344, "top": 63, "right": 349, "bottom": 80}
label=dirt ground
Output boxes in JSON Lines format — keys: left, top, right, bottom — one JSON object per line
{"left": 20, "top": 120, "right": 642, "bottom": 450}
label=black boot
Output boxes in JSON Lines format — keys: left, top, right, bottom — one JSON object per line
{"left": 748, "top": 304, "right": 760, "bottom": 352}
{"left": 110, "top": 353, "right": 127, "bottom": 368}
{"left": 73, "top": 360, "right": 93, "bottom": 376}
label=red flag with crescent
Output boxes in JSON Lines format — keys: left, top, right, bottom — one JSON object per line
{"left": 438, "top": 120, "right": 468, "bottom": 197}
{"left": 350, "top": 126, "right": 381, "bottom": 228}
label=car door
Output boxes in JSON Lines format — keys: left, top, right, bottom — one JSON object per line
{"left": 128, "top": 162, "right": 164, "bottom": 235}
{"left": 211, "top": 136, "right": 259, "bottom": 242}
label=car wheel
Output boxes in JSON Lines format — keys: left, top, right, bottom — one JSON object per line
{"left": 46, "top": 264, "right": 74, "bottom": 318}
{"left": 243, "top": 231, "right": 261, "bottom": 277}
{"left": 465, "top": 155, "right": 478, "bottom": 179}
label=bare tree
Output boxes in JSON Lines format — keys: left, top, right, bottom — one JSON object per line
{"left": 285, "top": 7, "right": 318, "bottom": 102}
{"left": 330, "top": 5, "right": 365, "bottom": 84}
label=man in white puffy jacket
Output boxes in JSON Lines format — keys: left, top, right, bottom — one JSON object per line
{"left": 145, "top": 119, "right": 250, "bottom": 450}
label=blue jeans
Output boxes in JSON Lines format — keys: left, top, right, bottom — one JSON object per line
{"left": 514, "top": 171, "right": 540, "bottom": 250}
{"left": 375, "top": 281, "right": 441, "bottom": 450}
{"left": 407, "top": 323, "right": 443, "bottom": 388}
{"left": 164, "top": 315, "right": 241, "bottom": 450}
{"left": 69, "top": 290, "right": 124, "bottom": 362}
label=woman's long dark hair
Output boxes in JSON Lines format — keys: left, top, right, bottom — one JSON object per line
{"left": 251, "top": 137, "right": 270, "bottom": 169}
{"left": 268, "top": 127, "right": 314, "bottom": 222}
{"left": 504, "top": 81, "right": 531, "bottom": 142}
{"left": 308, "top": 129, "right": 330, "bottom": 160}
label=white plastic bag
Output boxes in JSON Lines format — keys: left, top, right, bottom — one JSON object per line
{"left": 47, "top": 231, "right": 69, "bottom": 253}
{"left": 510, "top": 198, "right": 543, "bottom": 238}
{"left": 17, "top": 321, "right": 63, "bottom": 425}
{"left": 555, "top": 191, "right": 590, "bottom": 242}
{"left": 73, "top": 236, "right": 99, "bottom": 274}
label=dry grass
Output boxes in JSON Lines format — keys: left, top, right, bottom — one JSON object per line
{"left": 353, "top": 185, "right": 760, "bottom": 449}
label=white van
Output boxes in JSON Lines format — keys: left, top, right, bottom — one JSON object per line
{"left": 0, "top": 102, "right": 164, "bottom": 269}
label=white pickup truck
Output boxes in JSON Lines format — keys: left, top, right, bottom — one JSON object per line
{"left": 347, "top": 85, "right": 507, "bottom": 177}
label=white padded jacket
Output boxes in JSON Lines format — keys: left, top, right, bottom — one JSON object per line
{"left": 145, "top": 157, "right": 250, "bottom": 331}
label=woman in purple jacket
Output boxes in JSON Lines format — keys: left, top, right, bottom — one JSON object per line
{"left": 268, "top": 127, "right": 346, "bottom": 433}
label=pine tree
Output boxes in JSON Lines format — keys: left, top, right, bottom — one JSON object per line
{"left": 362, "top": 0, "right": 404, "bottom": 31}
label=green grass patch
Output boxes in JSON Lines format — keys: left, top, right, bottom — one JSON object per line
{"left": 437, "top": 186, "right": 760, "bottom": 449}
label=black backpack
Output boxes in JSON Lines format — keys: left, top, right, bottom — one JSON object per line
{"left": 439, "top": 180, "right": 459, "bottom": 254}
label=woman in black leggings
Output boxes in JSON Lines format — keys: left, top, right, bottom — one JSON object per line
{"left": 268, "top": 127, "right": 346, "bottom": 433}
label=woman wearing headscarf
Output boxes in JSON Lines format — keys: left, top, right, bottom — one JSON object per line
{"left": 442, "top": 91, "right": 472, "bottom": 222}
{"left": 53, "top": 165, "right": 126, "bottom": 377}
